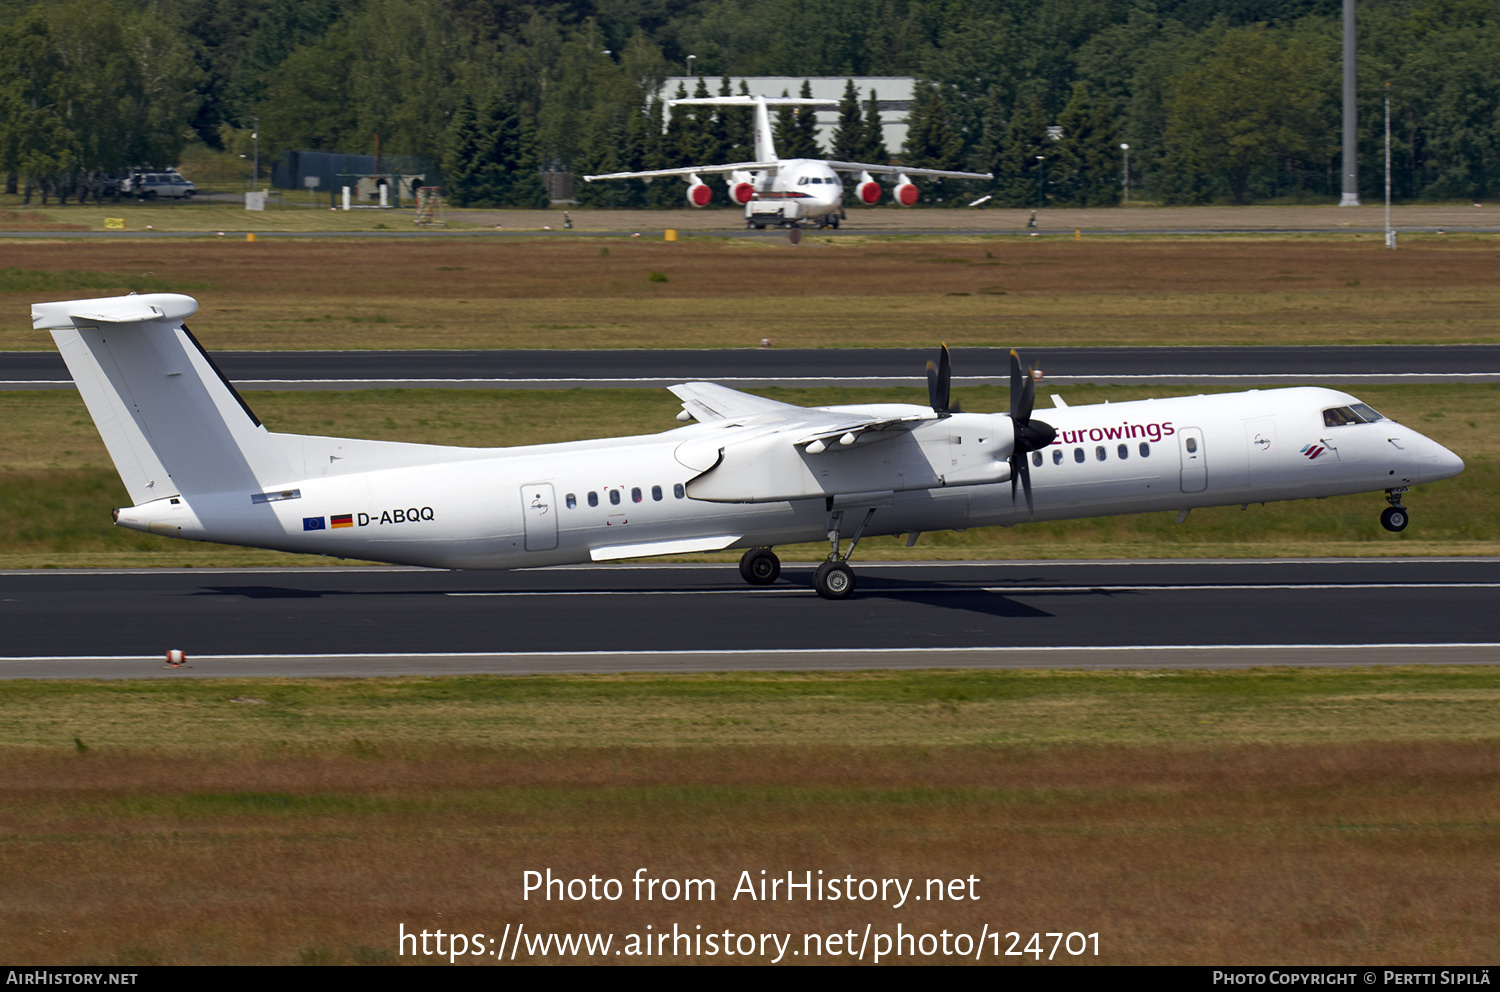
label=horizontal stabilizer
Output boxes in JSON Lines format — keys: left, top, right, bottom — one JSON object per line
{"left": 32, "top": 293, "right": 198, "bottom": 330}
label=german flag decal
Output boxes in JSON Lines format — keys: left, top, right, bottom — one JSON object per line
{"left": 331, "top": 513, "right": 354, "bottom": 528}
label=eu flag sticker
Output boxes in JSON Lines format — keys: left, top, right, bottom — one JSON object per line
{"left": 303, "top": 516, "right": 326, "bottom": 531}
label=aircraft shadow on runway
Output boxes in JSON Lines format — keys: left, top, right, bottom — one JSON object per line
{"left": 191, "top": 576, "right": 1140, "bottom": 620}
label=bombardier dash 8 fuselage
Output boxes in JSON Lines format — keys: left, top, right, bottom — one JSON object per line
{"left": 36, "top": 294, "right": 1463, "bottom": 599}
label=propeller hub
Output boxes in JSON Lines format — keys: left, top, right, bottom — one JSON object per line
{"left": 1015, "top": 418, "right": 1056, "bottom": 454}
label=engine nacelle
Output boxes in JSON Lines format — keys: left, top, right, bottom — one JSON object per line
{"left": 729, "top": 181, "right": 755, "bottom": 204}
{"left": 686, "top": 182, "right": 712, "bottom": 208}
{"left": 894, "top": 174, "right": 919, "bottom": 207}
{"left": 856, "top": 181, "right": 882, "bottom": 204}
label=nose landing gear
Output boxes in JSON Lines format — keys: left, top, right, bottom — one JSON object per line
{"left": 1381, "top": 488, "right": 1409, "bottom": 532}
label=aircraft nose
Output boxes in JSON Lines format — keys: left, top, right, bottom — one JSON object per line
{"left": 1418, "top": 439, "right": 1464, "bottom": 483}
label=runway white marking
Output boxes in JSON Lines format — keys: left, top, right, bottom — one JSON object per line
{"left": 7, "top": 643, "right": 1499, "bottom": 662}
{"left": 8, "top": 372, "right": 1499, "bottom": 389}
{"left": 445, "top": 582, "right": 1500, "bottom": 597}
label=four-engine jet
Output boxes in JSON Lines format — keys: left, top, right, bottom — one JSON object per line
{"left": 35, "top": 294, "right": 1464, "bottom": 599}
{"left": 583, "top": 95, "right": 993, "bottom": 229}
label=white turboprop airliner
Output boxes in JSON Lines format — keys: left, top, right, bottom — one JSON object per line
{"left": 583, "top": 95, "right": 993, "bottom": 229}
{"left": 36, "top": 294, "right": 1464, "bottom": 599}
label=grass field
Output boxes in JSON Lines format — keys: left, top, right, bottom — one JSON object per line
{"left": 1, "top": 668, "right": 1497, "bottom": 965}
{"left": 3, "top": 237, "right": 1499, "bottom": 350}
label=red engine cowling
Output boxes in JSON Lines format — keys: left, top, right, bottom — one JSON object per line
{"left": 894, "top": 181, "right": 919, "bottom": 207}
{"left": 856, "top": 181, "right": 882, "bottom": 205}
{"left": 730, "top": 181, "right": 755, "bottom": 204}
{"left": 686, "top": 182, "right": 712, "bottom": 208}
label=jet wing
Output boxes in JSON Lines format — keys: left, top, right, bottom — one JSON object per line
{"left": 583, "top": 161, "right": 779, "bottom": 182}
{"left": 822, "top": 160, "right": 994, "bottom": 181}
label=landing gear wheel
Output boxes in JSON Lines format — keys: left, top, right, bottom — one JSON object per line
{"left": 1381, "top": 505, "right": 1409, "bottom": 532}
{"left": 739, "top": 548, "right": 781, "bottom": 585}
{"left": 813, "top": 561, "right": 855, "bottom": 600}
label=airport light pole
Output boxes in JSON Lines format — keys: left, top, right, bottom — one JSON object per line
{"left": 1385, "top": 83, "right": 1394, "bottom": 249}
{"left": 1036, "top": 155, "right": 1045, "bottom": 208}
{"left": 252, "top": 117, "right": 260, "bottom": 193}
{"left": 1120, "top": 143, "right": 1130, "bottom": 203}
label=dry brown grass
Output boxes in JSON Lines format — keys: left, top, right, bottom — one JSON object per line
{"left": 1, "top": 743, "right": 1495, "bottom": 964}
{"left": 3, "top": 238, "right": 1497, "bottom": 349}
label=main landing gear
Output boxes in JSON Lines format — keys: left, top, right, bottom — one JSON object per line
{"left": 738, "top": 547, "right": 780, "bottom": 585}
{"left": 735, "top": 505, "right": 876, "bottom": 600}
{"left": 814, "top": 505, "right": 876, "bottom": 600}
{"left": 1381, "top": 488, "right": 1410, "bottom": 532}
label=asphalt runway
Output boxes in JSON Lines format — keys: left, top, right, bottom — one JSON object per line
{"left": 4, "top": 559, "right": 1496, "bottom": 678}
{"left": 5, "top": 344, "right": 1498, "bottom": 390}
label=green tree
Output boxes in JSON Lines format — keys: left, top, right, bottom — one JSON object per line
{"left": 1162, "top": 24, "right": 1336, "bottom": 204}
{"left": 995, "top": 98, "right": 1054, "bottom": 208}
{"left": 439, "top": 94, "right": 484, "bottom": 206}
{"left": 774, "top": 84, "right": 820, "bottom": 159}
{"left": 830, "top": 78, "right": 864, "bottom": 161}
{"left": 1054, "top": 82, "right": 1120, "bottom": 206}
{"left": 901, "top": 81, "right": 965, "bottom": 203}
{"left": 860, "top": 88, "right": 889, "bottom": 164}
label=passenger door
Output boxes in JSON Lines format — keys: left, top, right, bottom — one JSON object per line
{"left": 521, "top": 483, "right": 558, "bottom": 551}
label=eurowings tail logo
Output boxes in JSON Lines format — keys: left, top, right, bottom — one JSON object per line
{"left": 1300, "top": 444, "right": 1327, "bottom": 460}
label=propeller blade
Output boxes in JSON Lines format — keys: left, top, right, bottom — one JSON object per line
{"left": 1006, "top": 348, "right": 1052, "bottom": 520}
{"left": 1009, "top": 348, "right": 1036, "bottom": 423}
{"left": 926, "top": 343, "right": 952, "bottom": 414}
{"left": 1008, "top": 349, "right": 1023, "bottom": 418}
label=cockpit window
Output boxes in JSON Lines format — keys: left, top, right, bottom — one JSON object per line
{"left": 1323, "top": 406, "right": 1358, "bottom": 427}
{"left": 1323, "top": 404, "right": 1386, "bottom": 427}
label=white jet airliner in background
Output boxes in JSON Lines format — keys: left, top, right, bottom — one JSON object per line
{"left": 35, "top": 294, "right": 1463, "bottom": 599}
{"left": 583, "top": 94, "right": 993, "bottom": 229}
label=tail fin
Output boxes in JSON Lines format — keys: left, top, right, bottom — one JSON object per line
{"left": 33, "top": 293, "right": 295, "bottom": 503}
{"left": 669, "top": 95, "right": 835, "bottom": 163}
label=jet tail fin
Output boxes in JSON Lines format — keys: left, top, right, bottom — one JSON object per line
{"left": 34, "top": 293, "right": 296, "bottom": 503}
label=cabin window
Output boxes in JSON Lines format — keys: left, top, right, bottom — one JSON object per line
{"left": 1032, "top": 451, "right": 1042, "bottom": 467}
{"left": 587, "top": 491, "right": 598, "bottom": 508}
{"left": 1095, "top": 445, "right": 1106, "bottom": 462}
{"left": 1118, "top": 444, "right": 1129, "bottom": 460}
{"left": 1053, "top": 448, "right": 1063, "bottom": 465}
{"left": 565, "top": 493, "right": 577, "bottom": 509}
{"left": 1074, "top": 448, "right": 1085, "bottom": 463}
{"left": 1139, "top": 442, "right": 1150, "bottom": 458}
{"left": 609, "top": 489, "right": 621, "bottom": 505}
{"left": 674, "top": 483, "right": 686, "bottom": 499}
{"left": 1186, "top": 437, "right": 1198, "bottom": 453}
{"left": 652, "top": 485, "right": 663, "bottom": 501}
{"left": 631, "top": 487, "right": 642, "bottom": 503}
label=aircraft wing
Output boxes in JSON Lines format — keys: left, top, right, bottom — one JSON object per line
{"left": 583, "top": 161, "right": 779, "bottom": 182}
{"left": 671, "top": 381, "right": 931, "bottom": 445}
{"left": 822, "top": 160, "right": 994, "bottom": 181}
{"left": 670, "top": 382, "right": 801, "bottom": 423}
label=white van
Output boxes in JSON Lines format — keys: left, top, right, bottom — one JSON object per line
{"left": 124, "top": 172, "right": 196, "bottom": 200}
